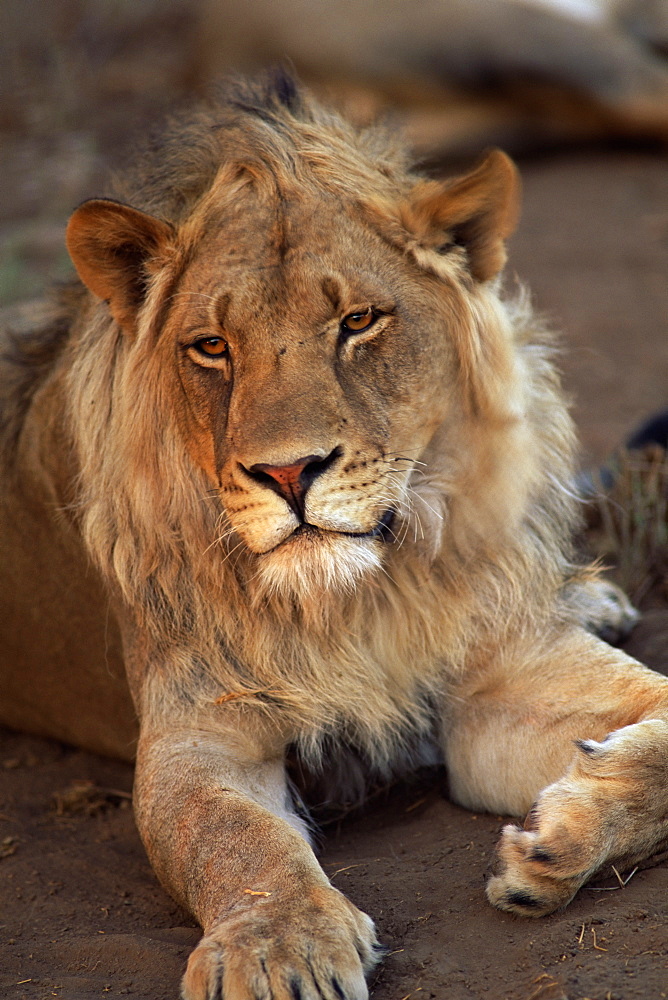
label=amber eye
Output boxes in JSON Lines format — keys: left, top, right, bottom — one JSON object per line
{"left": 340, "top": 308, "right": 376, "bottom": 335}
{"left": 194, "top": 337, "right": 228, "bottom": 358}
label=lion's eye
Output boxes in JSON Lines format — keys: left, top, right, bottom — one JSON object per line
{"left": 194, "top": 337, "right": 228, "bottom": 357}
{"left": 340, "top": 308, "right": 376, "bottom": 335}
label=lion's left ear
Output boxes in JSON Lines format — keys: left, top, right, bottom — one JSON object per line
{"left": 66, "top": 198, "right": 175, "bottom": 332}
{"left": 403, "top": 150, "right": 520, "bottom": 282}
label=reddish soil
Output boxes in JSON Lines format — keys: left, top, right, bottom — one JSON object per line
{"left": 2, "top": 5, "right": 667, "bottom": 998}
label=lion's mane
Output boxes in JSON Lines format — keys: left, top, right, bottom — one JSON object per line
{"left": 4, "top": 77, "right": 580, "bottom": 776}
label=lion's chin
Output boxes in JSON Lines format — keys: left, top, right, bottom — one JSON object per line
{"left": 254, "top": 527, "right": 383, "bottom": 601}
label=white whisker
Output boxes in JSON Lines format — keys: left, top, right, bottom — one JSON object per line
{"left": 412, "top": 492, "right": 444, "bottom": 521}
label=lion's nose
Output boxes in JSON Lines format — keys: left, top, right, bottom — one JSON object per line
{"left": 243, "top": 447, "right": 341, "bottom": 520}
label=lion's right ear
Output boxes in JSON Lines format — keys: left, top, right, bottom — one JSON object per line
{"left": 66, "top": 199, "right": 175, "bottom": 332}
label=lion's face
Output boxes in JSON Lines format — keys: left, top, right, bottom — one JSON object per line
{"left": 165, "top": 190, "right": 457, "bottom": 592}
{"left": 66, "top": 144, "right": 518, "bottom": 598}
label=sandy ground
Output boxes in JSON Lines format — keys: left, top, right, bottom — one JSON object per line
{"left": 1, "top": 5, "right": 668, "bottom": 999}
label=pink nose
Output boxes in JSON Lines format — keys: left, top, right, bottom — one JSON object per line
{"left": 251, "top": 456, "right": 315, "bottom": 511}
{"left": 245, "top": 450, "right": 340, "bottom": 519}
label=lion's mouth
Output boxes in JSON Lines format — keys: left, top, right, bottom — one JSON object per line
{"left": 348, "top": 507, "right": 396, "bottom": 542}
{"left": 271, "top": 508, "right": 396, "bottom": 552}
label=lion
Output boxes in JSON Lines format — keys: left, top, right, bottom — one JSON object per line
{"left": 1, "top": 73, "right": 667, "bottom": 1000}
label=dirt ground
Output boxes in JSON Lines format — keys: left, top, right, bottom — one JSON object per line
{"left": 1, "top": 4, "right": 668, "bottom": 999}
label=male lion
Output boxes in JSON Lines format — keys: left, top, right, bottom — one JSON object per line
{"left": 1, "top": 74, "right": 667, "bottom": 1000}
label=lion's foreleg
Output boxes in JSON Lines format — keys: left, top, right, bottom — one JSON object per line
{"left": 133, "top": 722, "right": 379, "bottom": 1000}
{"left": 443, "top": 627, "right": 668, "bottom": 916}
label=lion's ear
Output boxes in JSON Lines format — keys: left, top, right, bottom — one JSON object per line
{"left": 404, "top": 150, "right": 520, "bottom": 282}
{"left": 66, "top": 199, "right": 175, "bottom": 331}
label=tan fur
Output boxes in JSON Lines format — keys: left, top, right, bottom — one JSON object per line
{"left": 2, "top": 76, "right": 667, "bottom": 999}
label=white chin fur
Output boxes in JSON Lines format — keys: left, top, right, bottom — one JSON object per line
{"left": 255, "top": 531, "right": 383, "bottom": 600}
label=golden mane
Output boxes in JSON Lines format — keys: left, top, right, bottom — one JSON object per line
{"left": 11, "top": 77, "right": 579, "bottom": 772}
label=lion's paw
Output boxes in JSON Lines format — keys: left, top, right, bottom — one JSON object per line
{"left": 566, "top": 577, "right": 639, "bottom": 644}
{"left": 487, "top": 719, "right": 668, "bottom": 917}
{"left": 181, "top": 885, "right": 380, "bottom": 1000}
{"left": 575, "top": 717, "right": 668, "bottom": 776}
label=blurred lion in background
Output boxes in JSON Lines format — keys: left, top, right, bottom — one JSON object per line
{"left": 196, "top": 0, "right": 668, "bottom": 157}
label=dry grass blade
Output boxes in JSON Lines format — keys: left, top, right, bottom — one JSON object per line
{"left": 214, "top": 688, "right": 283, "bottom": 705}
{"left": 52, "top": 779, "right": 132, "bottom": 816}
{"left": 585, "top": 445, "right": 668, "bottom": 602}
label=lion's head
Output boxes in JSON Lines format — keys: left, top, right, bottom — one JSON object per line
{"left": 63, "top": 77, "right": 536, "bottom": 614}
